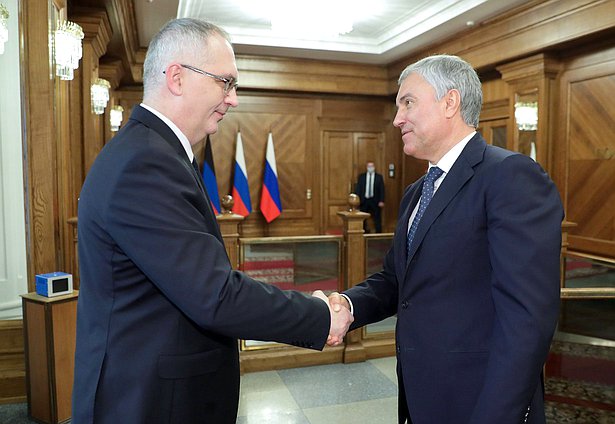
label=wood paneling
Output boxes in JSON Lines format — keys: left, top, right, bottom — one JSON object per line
{"left": 554, "top": 49, "right": 615, "bottom": 258}
{"left": 236, "top": 55, "right": 389, "bottom": 96}
{"left": 566, "top": 74, "right": 615, "bottom": 256}
{"left": 0, "top": 321, "right": 25, "bottom": 404}
{"left": 207, "top": 95, "right": 320, "bottom": 236}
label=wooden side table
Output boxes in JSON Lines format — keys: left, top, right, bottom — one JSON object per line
{"left": 21, "top": 291, "right": 78, "bottom": 424}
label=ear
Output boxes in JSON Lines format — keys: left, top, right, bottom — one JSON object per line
{"left": 164, "top": 63, "right": 184, "bottom": 96}
{"left": 443, "top": 89, "right": 461, "bottom": 119}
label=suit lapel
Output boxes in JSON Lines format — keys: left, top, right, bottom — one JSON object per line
{"left": 129, "top": 105, "right": 221, "bottom": 236}
{"left": 404, "top": 134, "right": 486, "bottom": 273}
{"left": 394, "top": 182, "right": 423, "bottom": 282}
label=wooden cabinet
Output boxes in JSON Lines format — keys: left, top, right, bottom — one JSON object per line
{"left": 21, "top": 291, "right": 78, "bottom": 424}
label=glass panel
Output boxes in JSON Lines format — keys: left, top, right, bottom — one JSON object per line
{"left": 564, "top": 254, "right": 615, "bottom": 290}
{"left": 239, "top": 236, "right": 342, "bottom": 350}
{"left": 364, "top": 234, "right": 397, "bottom": 337}
{"left": 514, "top": 91, "right": 538, "bottom": 160}
{"left": 492, "top": 125, "right": 507, "bottom": 149}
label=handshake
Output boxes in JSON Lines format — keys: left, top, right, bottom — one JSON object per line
{"left": 312, "top": 290, "right": 354, "bottom": 347}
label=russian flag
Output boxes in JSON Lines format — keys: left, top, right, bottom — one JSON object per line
{"left": 202, "top": 136, "right": 221, "bottom": 215}
{"left": 260, "top": 132, "right": 282, "bottom": 223}
{"left": 231, "top": 132, "right": 252, "bottom": 216}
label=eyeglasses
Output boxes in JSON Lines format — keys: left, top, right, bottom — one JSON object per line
{"left": 179, "top": 64, "right": 238, "bottom": 94}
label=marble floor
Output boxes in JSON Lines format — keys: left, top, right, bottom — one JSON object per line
{"left": 236, "top": 357, "right": 398, "bottom": 424}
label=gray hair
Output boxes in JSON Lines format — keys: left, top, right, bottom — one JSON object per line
{"left": 143, "top": 18, "right": 231, "bottom": 97}
{"left": 398, "top": 54, "right": 482, "bottom": 127}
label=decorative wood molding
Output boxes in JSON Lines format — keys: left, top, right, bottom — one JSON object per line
{"left": 70, "top": 8, "right": 112, "bottom": 60}
{"left": 497, "top": 53, "right": 562, "bottom": 83}
{"left": 235, "top": 55, "right": 389, "bottom": 95}
{"left": 389, "top": 0, "right": 615, "bottom": 76}
{"left": 99, "top": 59, "right": 124, "bottom": 90}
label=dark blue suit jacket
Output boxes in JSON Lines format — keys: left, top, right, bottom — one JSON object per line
{"left": 345, "top": 134, "right": 563, "bottom": 424}
{"left": 72, "top": 106, "right": 330, "bottom": 423}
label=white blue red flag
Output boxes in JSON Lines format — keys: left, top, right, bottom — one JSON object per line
{"left": 260, "top": 132, "right": 282, "bottom": 223}
{"left": 231, "top": 132, "right": 252, "bottom": 216}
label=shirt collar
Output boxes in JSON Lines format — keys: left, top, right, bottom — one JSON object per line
{"left": 429, "top": 131, "right": 476, "bottom": 174}
{"left": 140, "top": 103, "right": 194, "bottom": 162}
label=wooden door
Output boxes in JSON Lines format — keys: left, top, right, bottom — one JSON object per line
{"left": 322, "top": 131, "right": 384, "bottom": 233}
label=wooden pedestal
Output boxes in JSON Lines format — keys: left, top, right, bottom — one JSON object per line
{"left": 21, "top": 291, "right": 78, "bottom": 424}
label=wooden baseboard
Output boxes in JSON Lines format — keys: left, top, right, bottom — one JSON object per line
{"left": 0, "top": 320, "right": 26, "bottom": 403}
{"left": 240, "top": 345, "right": 345, "bottom": 374}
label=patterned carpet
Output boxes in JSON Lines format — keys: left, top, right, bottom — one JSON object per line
{"left": 545, "top": 340, "right": 615, "bottom": 423}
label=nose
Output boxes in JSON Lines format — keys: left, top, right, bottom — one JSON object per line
{"left": 225, "top": 88, "right": 239, "bottom": 107}
{"left": 393, "top": 108, "right": 404, "bottom": 128}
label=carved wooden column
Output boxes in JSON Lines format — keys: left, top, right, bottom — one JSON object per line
{"left": 497, "top": 53, "right": 562, "bottom": 173}
{"left": 337, "top": 194, "right": 369, "bottom": 363}
{"left": 216, "top": 195, "right": 245, "bottom": 269}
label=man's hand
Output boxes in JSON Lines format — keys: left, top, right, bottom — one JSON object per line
{"left": 312, "top": 290, "right": 353, "bottom": 347}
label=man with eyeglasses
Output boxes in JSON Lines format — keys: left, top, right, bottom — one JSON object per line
{"left": 72, "top": 18, "right": 353, "bottom": 424}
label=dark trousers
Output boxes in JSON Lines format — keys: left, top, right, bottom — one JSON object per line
{"left": 360, "top": 198, "right": 382, "bottom": 233}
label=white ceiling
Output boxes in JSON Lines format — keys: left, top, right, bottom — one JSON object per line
{"left": 134, "top": 0, "right": 531, "bottom": 65}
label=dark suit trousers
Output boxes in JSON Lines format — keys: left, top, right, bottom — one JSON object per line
{"left": 360, "top": 198, "right": 382, "bottom": 233}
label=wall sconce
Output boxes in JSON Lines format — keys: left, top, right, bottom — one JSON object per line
{"left": 514, "top": 101, "right": 538, "bottom": 131}
{"left": 54, "top": 20, "right": 84, "bottom": 80}
{"left": 0, "top": 3, "right": 8, "bottom": 55}
{"left": 110, "top": 105, "right": 124, "bottom": 131}
{"left": 91, "top": 78, "right": 110, "bottom": 114}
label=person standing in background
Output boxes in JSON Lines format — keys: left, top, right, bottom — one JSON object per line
{"left": 356, "top": 161, "right": 385, "bottom": 232}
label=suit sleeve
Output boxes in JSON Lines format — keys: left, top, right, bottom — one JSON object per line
{"left": 342, "top": 184, "right": 414, "bottom": 328}
{"left": 377, "top": 174, "right": 385, "bottom": 203}
{"left": 344, "top": 246, "right": 398, "bottom": 329}
{"left": 470, "top": 154, "right": 563, "bottom": 422}
{"left": 102, "top": 146, "right": 330, "bottom": 350}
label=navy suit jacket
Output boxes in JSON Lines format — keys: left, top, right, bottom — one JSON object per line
{"left": 345, "top": 134, "right": 563, "bottom": 424}
{"left": 72, "top": 105, "right": 330, "bottom": 424}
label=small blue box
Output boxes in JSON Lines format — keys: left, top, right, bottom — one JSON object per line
{"left": 35, "top": 272, "right": 73, "bottom": 297}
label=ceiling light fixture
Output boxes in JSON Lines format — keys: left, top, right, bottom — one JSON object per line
{"left": 270, "top": 1, "right": 354, "bottom": 37}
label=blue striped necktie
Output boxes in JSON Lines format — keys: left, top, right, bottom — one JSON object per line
{"left": 407, "top": 166, "right": 444, "bottom": 259}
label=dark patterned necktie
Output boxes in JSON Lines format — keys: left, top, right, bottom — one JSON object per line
{"left": 407, "top": 166, "right": 444, "bottom": 259}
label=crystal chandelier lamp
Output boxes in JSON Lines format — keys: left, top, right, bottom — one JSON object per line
{"left": 54, "top": 20, "right": 84, "bottom": 80}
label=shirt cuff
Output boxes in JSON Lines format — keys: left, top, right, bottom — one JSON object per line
{"left": 340, "top": 294, "right": 354, "bottom": 316}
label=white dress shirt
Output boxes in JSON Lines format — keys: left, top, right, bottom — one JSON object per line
{"left": 365, "top": 171, "right": 375, "bottom": 199}
{"left": 407, "top": 131, "right": 476, "bottom": 233}
{"left": 140, "top": 103, "right": 194, "bottom": 163}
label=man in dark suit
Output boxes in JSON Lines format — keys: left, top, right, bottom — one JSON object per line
{"left": 72, "top": 19, "right": 352, "bottom": 424}
{"left": 356, "top": 161, "right": 385, "bottom": 232}
{"left": 330, "top": 55, "right": 563, "bottom": 423}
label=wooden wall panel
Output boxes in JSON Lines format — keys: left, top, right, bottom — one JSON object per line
{"left": 555, "top": 49, "right": 615, "bottom": 258}
{"left": 566, "top": 74, "right": 615, "bottom": 256}
{"left": 207, "top": 95, "right": 319, "bottom": 236}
